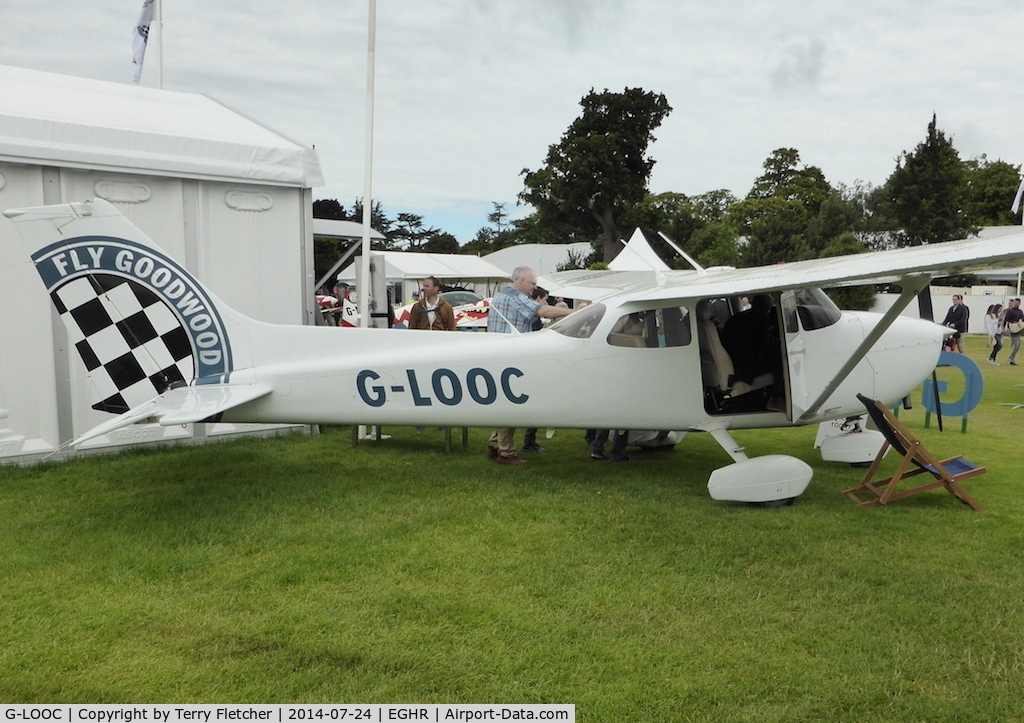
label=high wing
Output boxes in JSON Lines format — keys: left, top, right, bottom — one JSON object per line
{"left": 542, "top": 230, "right": 1024, "bottom": 431}
{"left": 541, "top": 232, "right": 1024, "bottom": 304}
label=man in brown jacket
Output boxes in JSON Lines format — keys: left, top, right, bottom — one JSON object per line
{"left": 408, "top": 276, "right": 456, "bottom": 331}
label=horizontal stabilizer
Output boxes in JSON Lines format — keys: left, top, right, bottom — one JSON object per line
{"left": 71, "top": 383, "right": 272, "bottom": 447}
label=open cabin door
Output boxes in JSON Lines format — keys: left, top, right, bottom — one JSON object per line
{"left": 779, "top": 290, "right": 809, "bottom": 421}
{"left": 696, "top": 293, "right": 792, "bottom": 418}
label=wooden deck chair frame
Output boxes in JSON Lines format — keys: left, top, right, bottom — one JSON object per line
{"left": 843, "top": 394, "right": 985, "bottom": 510}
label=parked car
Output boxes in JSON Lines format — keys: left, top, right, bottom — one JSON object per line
{"left": 440, "top": 290, "right": 484, "bottom": 307}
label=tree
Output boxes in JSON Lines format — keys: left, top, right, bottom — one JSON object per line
{"left": 962, "top": 156, "right": 1023, "bottom": 226}
{"left": 690, "top": 219, "right": 742, "bottom": 268}
{"left": 731, "top": 148, "right": 834, "bottom": 265}
{"left": 390, "top": 212, "right": 439, "bottom": 251}
{"left": 487, "top": 202, "right": 510, "bottom": 237}
{"left": 472, "top": 201, "right": 518, "bottom": 249}
{"left": 624, "top": 192, "right": 699, "bottom": 266}
{"left": 312, "top": 199, "right": 352, "bottom": 286}
{"left": 747, "top": 148, "right": 832, "bottom": 216}
{"left": 556, "top": 247, "right": 590, "bottom": 271}
{"left": 820, "top": 232, "right": 876, "bottom": 310}
{"left": 804, "top": 191, "right": 862, "bottom": 255}
{"left": 732, "top": 196, "right": 812, "bottom": 266}
{"left": 422, "top": 232, "right": 459, "bottom": 254}
{"left": 460, "top": 227, "right": 498, "bottom": 256}
{"left": 312, "top": 198, "right": 348, "bottom": 220}
{"left": 520, "top": 87, "right": 672, "bottom": 262}
{"left": 350, "top": 198, "right": 393, "bottom": 243}
{"left": 881, "top": 114, "right": 976, "bottom": 245}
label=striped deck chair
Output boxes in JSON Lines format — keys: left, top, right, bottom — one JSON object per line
{"left": 843, "top": 394, "right": 984, "bottom": 510}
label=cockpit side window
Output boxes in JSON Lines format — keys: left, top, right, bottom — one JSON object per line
{"left": 606, "top": 306, "right": 691, "bottom": 348}
{"left": 549, "top": 302, "right": 605, "bottom": 339}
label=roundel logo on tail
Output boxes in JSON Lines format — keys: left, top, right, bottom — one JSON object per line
{"left": 31, "top": 235, "right": 233, "bottom": 414}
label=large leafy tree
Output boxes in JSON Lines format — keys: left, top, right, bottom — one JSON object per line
{"left": 732, "top": 148, "right": 834, "bottom": 266}
{"left": 805, "top": 189, "right": 865, "bottom": 256}
{"left": 520, "top": 87, "right": 672, "bottom": 262}
{"left": 626, "top": 190, "right": 741, "bottom": 268}
{"left": 880, "top": 114, "right": 976, "bottom": 245}
{"left": 820, "top": 231, "right": 876, "bottom": 310}
{"left": 390, "top": 212, "right": 439, "bottom": 251}
{"left": 733, "top": 195, "right": 813, "bottom": 266}
{"left": 746, "top": 148, "right": 832, "bottom": 214}
{"left": 312, "top": 198, "right": 348, "bottom": 220}
{"left": 962, "top": 156, "right": 1023, "bottom": 226}
{"left": 625, "top": 192, "right": 700, "bottom": 266}
{"left": 422, "top": 231, "right": 459, "bottom": 254}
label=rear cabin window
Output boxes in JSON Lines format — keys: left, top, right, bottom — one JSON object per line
{"left": 607, "top": 306, "right": 692, "bottom": 348}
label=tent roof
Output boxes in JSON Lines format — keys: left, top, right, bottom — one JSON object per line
{"left": 483, "top": 242, "right": 593, "bottom": 276}
{"left": 337, "top": 251, "right": 510, "bottom": 283}
{"left": 609, "top": 228, "right": 672, "bottom": 271}
{"left": 0, "top": 65, "right": 323, "bottom": 187}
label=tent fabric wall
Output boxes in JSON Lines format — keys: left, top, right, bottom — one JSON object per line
{"left": 0, "top": 66, "right": 323, "bottom": 463}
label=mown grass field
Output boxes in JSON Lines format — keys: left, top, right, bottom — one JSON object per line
{"left": 2, "top": 336, "right": 1023, "bottom": 720}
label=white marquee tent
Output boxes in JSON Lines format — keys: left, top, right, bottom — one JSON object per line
{"left": 608, "top": 229, "right": 672, "bottom": 271}
{"left": 483, "top": 242, "right": 593, "bottom": 276}
{"left": 0, "top": 64, "right": 324, "bottom": 463}
{"left": 337, "top": 251, "right": 510, "bottom": 301}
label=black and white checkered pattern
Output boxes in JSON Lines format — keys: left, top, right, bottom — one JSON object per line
{"left": 51, "top": 274, "right": 195, "bottom": 414}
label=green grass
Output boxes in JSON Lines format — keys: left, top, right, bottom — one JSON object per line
{"left": 2, "top": 335, "right": 1024, "bottom": 720}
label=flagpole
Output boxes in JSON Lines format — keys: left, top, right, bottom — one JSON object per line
{"left": 156, "top": 0, "right": 164, "bottom": 89}
{"left": 1012, "top": 172, "right": 1024, "bottom": 224}
{"left": 358, "top": 0, "right": 376, "bottom": 329}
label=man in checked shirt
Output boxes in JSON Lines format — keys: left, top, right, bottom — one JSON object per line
{"left": 485, "top": 266, "right": 574, "bottom": 465}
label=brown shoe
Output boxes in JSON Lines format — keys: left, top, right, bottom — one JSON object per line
{"left": 486, "top": 445, "right": 499, "bottom": 460}
{"left": 496, "top": 454, "right": 527, "bottom": 465}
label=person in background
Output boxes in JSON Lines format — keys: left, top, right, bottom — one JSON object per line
{"left": 408, "top": 276, "right": 456, "bottom": 331}
{"left": 985, "top": 304, "right": 1004, "bottom": 366}
{"left": 590, "top": 429, "right": 630, "bottom": 462}
{"left": 408, "top": 276, "right": 455, "bottom": 432}
{"left": 941, "top": 294, "right": 969, "bottom": 354}
{"left": 486, "top": 267, "right": 574, "bottom": 465}
{"left": 521, "top": 286, "right": 550, "bottom": 454}
{"left": 1003, "top": 298, "right": 1024, "bottom": 366}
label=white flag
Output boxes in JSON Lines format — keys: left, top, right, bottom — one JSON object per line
{"left": 131, "top": 0, "right": 156, "bottom": 84}
{"left": 1012, "top": 175, "right": 1024, "bottom": 215}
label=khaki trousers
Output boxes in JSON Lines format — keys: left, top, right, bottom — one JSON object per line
{"left": 489, "top": 428, "right": 517, "bottom": 457}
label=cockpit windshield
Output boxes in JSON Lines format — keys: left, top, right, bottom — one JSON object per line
{"left": 783, "top": 287, "right": 843, "bottom": 332}
{"left": 549, "top": 303, "right": 605, "bottom": 339}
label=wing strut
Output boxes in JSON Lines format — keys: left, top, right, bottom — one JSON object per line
{"left": 797, "top": 276, "right": 931, "bottom": 424}
{"left": 917, "top": 285, "right": 944, "bottom": 432}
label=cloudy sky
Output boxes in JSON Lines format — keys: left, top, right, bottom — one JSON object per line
{"left": 3, "top": 1, "right": 1023, "bottom": 240}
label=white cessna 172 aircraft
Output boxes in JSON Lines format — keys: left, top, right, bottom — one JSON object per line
{"left": 8, "top": 199, "right": 1024, "bottom": 505}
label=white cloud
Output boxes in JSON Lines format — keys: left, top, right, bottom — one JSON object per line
{"left": 3, "top": 0, "right": 1024, "bottom": 240}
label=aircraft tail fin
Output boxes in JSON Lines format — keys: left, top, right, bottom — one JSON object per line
{"left": 5, "top": 199, "right": 249, "bottom": 416}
